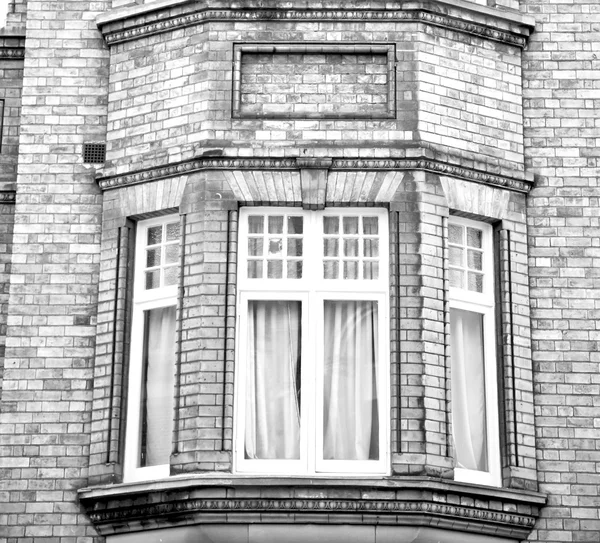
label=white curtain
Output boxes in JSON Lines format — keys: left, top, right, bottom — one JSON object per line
{"left": 323, "top": 300, "right": 379, "bottom": 461}
{"left": 451, "top": 308, "right": 488, "bottom": 471}
{"left": 245, "top": 301, "right": 301, "bottom": 459}
{"left": 143, "top": 305, "right": 176, "bottom": 467}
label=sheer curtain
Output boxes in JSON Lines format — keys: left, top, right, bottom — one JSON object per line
{"left": 245, "top": 300, "right": 301, "bottom": 459}
{"left": 323, "top": 300, "right": 379, "bottom": 461}
{"left": 451, "top": 308, "right": 488, "bottom": 471}
{"left": 142, "top": 305, "right": 176, "bottom": 467}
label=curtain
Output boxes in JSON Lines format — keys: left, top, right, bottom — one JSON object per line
{"left": 245, "top": 300, "right": 301, "bottom": 459}
{"left": 141, "top": 305, "right": 176, "bottom": 467}
{"left": 323, "top": 300, "right": 379, "bottom": 461}
{"left": 450, "top": 308, "right": 488, "bottom": 471}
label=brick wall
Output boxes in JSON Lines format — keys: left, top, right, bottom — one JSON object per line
{"left": 524, "top": 0, "right": 600, "bottom": 540}
{"left": 0, "top": 0, "right": 109, "bottom": 540}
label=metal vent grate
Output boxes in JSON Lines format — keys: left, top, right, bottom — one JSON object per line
{"left": 83, "top": 143, "right": 106, "bottom": 164}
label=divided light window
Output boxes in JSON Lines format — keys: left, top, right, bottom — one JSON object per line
{"left": 449, "top": 216, "right": 500, "bottom": 487}
{"left": 235, "top": 207, "right": 390, "bottom": 475}
{"left": 124, "top": 215, "right": 180, "bottom": 482}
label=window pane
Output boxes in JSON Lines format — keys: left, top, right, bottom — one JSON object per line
{"left": 467, "top": 227, "right": 482, "bottom": 248}
{"left": 287, "top": 238, "right": 303, "bottom": 257}
{"left": 145, "top": 270, "right": 160, "bottom": 290}
{"left": 164, "top": 266, "right": 178, "bottom": 286}
{"left": 344, "top": 239, "right": 359, "bottom": 257}
{"left": 287, "top": 260, "right": 303, "bottom": 279}
{"left": 449, "top": 246, "right": 463, "bottom": 267}
{"left": 362, "top": 216, "right": 378, "bottom": 235}
{"left": 324, "top": 238, "right": 339, "bottom": 257}
{"left": 268, "top": 238, "right": 282, "bottom": 256}
{"left": 343, "top": 260, "right": 358, "bottom": 279}
{"left": 248, "top": 215, "right": 264, "bottom": 234}
{"left": 165, "top": 244, "right": 179, "bottom": 264}
{"left": 166, "top": 222, "right": 179, "bottom": 242}
{"left": 343, "top": 216, "right": 358, "bottom": 234}
{"left": 323, "top": 216, "right": 339, "bottom": 234}
{"left": 363, "top": 261, "right": 379, "bottom": 280}
{"left": 146, "top": 247, "right": 161, "bottom": 268}
{"left": 449, "top": 224, "right": 463, "bottom": 244}
{"left": 324, "top": 260, "right": 338, "bottom": 279}
{"left": 267, "top": 260, "right": 283, "bottom": 279}
{"left": 248, "top": 238, "right": 263, "bottom": 257}
{"left": 147, "top": 225, "right": 162, "bottom": 245}
{"left": 247, "top": 260, "right": 263, "bottom": 279}
{"left": 468, "top": 272, "right": 484, "bottom": 293}
{"left": 268, "top": 216, "right": 284, "bottom": 234}
{"left": 449, "top": 268, "right": 464, "bottom": 289}
{"left": 323, "top": 300, "right": 379, "bottom": 461}
{"left": 287, "top": 216, "right": 303, "bottom": 234}
{"left": 245, "top": 301, "right": 301, "bottom": 460}
{"left": 450, "top": 308, "right": 488, "bottom": 472}
{"left": 140, "top": 306, "right": 176, "bottom": 467}
{"left": 467, "top": 249, "right": 482, "bottom": 271}
{"left": 363, "top": 239, "right": 379, "bottom": 258}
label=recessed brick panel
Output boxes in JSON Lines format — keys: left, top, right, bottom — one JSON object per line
{"left": 233, "top": 44, "right": 396, "bottom": 119}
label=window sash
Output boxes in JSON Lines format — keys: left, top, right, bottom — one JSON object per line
{"left": 235, "top": 208, "right": 389, "bottom": 476}
{"left": 449, "top": 217, "right": 500, "bottom": 487}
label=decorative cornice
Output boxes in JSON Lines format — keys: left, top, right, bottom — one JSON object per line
{"left": 100, "top": 8, "right": 530, "bottom": 48}
{"left": 0, "top": 47, "right": 24, "bottom": 60}
{"left": 97, "top": 156, "right": 532, "bottom": 194}
{"left": 79, "top": 479, "right": 545, "bottom": 538}
{"left": 0, "top": 190, "right": 16, "bottom": 204}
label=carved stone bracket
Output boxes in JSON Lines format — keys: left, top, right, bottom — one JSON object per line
{"left": 97, "top": 155, "right": 533, "bottom": 194}
{"left": 298, "top": 157, "right": 332, "bottom": 210}
{"left": 79, "top": 477, "right": 546, "bottom": 539}
{"left": 98, "top": 5, "right": 534, "bottom": 48}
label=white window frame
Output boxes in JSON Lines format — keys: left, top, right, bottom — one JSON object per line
{"left": 449, "top": 216, "right": 501, "bottom": 487}
{"left": 123, "top": 215, "right": 179, "bottom": 483}
{"left": 234, "top": 207, "right": 390, "bottom": 476}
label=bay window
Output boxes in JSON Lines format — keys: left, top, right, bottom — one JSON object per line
{"left": 448, "top": 216, "right": 501, "bottom": 487}
{"left": 124, "top": 215, "right": 179, "bottom": 482}
{"left": 235, "top": 208, "right": 389, "bottom": 475}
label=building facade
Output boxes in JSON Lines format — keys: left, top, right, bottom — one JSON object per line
{"left": 0, "top": 0, "right": 598, "bottom": 541}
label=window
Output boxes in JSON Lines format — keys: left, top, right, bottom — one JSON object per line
{"left": 235, "top": 207, "right": 389, "bottom": 475}
{"left": 124, "top": 215, "right": 180, "bottom": 482}
{"left": 448, "top": 216, "right": 500, "bottom": 487}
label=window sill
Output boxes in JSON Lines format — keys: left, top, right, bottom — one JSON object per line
{"left": 79, "top": 475, "right": 546, "bottom": 539}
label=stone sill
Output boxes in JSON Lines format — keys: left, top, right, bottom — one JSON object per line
{"left": 79, "top": 475, "right": 546, "bottom": 539}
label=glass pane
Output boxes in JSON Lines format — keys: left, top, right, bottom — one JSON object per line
{"left": 248, "top": 215, "right": 264, "bottom": 234}
{"left": 166, "top": 222, "right": 179, "bottom": 242}
{"left": 363, "top": 239, "right": 379, "bottom": 258}
{"left": 323, "top": 216, "right": 339, "bottom": 234}
{"left": 449, "top": 224, "right": 463, "bottom": 244}
{"left": 323, "top": 260, "right": 338, "bottom": 279}
{"left": 449, "top": 268, "right": 464, "bottom": 289}
{"left": 324, "top": 238, "right": 339, "bottom": 257}
{"left": 323, "top": 300, "right": 379, "bottom": 461}
{"left": 450, "top": 308, "right": 487, "bottom": 472}
{"left": 468, "top": 272, "right": 484, "bottom": 293}
{"left": 449, "top": 246, "right": 463, "bottom": 267}
{"left": 268, "top": 216, "right": 284, "bottom": 234}
{"left": 145, "top": 270, "right": 160, "bottom": 290}
{"left": 344, "top": 239, "right": 359, "bottom": 257}
{"left": 287, "top": 216, "right": 303, "bottom": 235}
{"left": 287, "top": 238, "right": 303, "bottom": 257}
{"left": 165, "top": 244, "right": 179, "bottom": 264}
{"left": 343, "top": 216, "right": 359, "bottom": 234}
{"left": 267, "top": 260, "right": 283, "bottom": 279}
{"left": 343, "top": 260, "right": 358, "bottom": 279}
{"left": 147, "top": 225, "right": 162, "bottom": 246}
{"left": 248, "top": 238, "right": 263, "bottom": 257}
{"left": 467, "top": 227, "right": 483, "bottom": 249}
{"left": 287, "top": 260, "right": 303, "bottom": 279}
{"left": 468, "top": 249, "right": 483, "bottom": 271}
{"left": 164, "top": 266, "right": 178, "bottom": 286}
{"left": 146, "top": 247, "right": 161, "bottom": 268}
{"left": 247, "top": 260, "right": 263, "bottom": 279}
{"left": 362, "top": 216, "right": 378, "bottom": 235}
{"left": 268, "top": 238, "right": 282, "bottom": 256}
{"left": 363, "top": 261, "right": 379, "bottom": 280}
{"left": 140, "top": 306, "right": 176, "bottom": 467}
{"left": 245, "top": 301, "right": 301, "bottom": 460}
